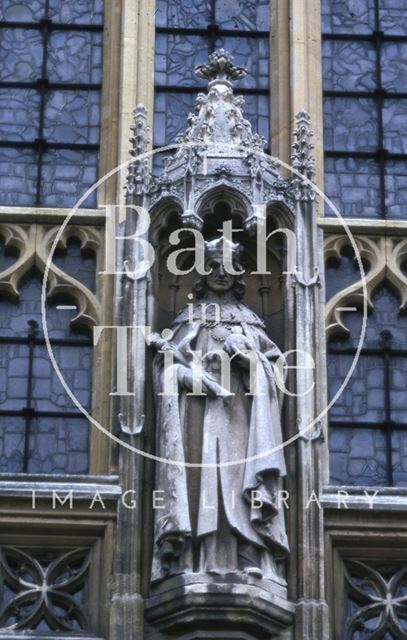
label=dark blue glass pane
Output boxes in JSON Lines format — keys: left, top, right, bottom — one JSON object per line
{"left": 27, "top": 418, "right": 89, "bottom": 474}
{"left": 0, "top": 0, "right": 103, "bottom": 208}
{"left": 32, "top": 344, "right": 91, "bottom": 412}
{"left": 53, "top": 239, "right": 96, "bottom": 293}
{"left": 329, "top": 428, "right": 387, "bottom": 486}
{"left": 330, "top": 286, "right": 407, "bottom": 351}
{"left": 326, "top": 253, "right": 364, "bottom": 300}
{"left": 0, "top": 148, "right": 37, "bottom": 206}
{"left": 324, "top": 97, "right": 378, "bottom": 152}
{"left": 391, "top": 358, "right": 407, "bottom": 424}
{"left": 154, "top": 91, "right": 196, "bottom": 147}
{"left": 0, "top": 277, "right": 92, "bottom": 340}
{"left": 324, "top": 157, "right": 381, "bottom": 218}
{"left": 0, "top": 0, "right": 45, "bottom": 21}
{"left": 215, "top": 35, "right": 269, "bottom": 90}
{"left": 0, "top": 417, "right": 25, "bottom": 472}
{"left": 0, "top": 275, "right": 92, "bottom": 474}
{"left": 48, "top": 0, "right": 104, "bottom": 25}
{"left": 41, "top": 149, "right": 99, "bottom": 208}
{"left": 0, "top": 280, "right": 40, "bottom": 338}
{"left": 0, "top": 242, "right": 18, "bottom": 273}
{"left": 0, "top": 89, "right": 40, "bottom": 141}
{"left": 0, "top": 237, "right": 19, "bottom": 272}
{"left": 0, "top": 279, "right": 70, "bottom": 338}
{"left": 322, "top": 40, "right": 376, "bottom": 91}
{"left": 0, "top": 28, "right": 42, "bottom": 81}
{"left": 44, "top": 90, "right": 100, "bottom": 144}
{"left": 46, "top": 305, "right": 90, "bottom": 340}
{"left": 47, "top": 31, "right": 103, "bottom": 84}
{"left": 383, "top": 99, "right": 407, "bottom": 154}
{"left": 215, "top": 0, "right": 269, "bottom": 30}
{"left": 155, "top": 0, "right": 212, "bottom": 28}
{"left": 328, "top": 286, "right": 407, "bottom": 483}
{"left": 381, "top": 43, "right": 407, "bottom": 92}
{"left": 329, "top": 353, "right": 386, "bottom": 424}
{"left": 321, "top": 0, "right": 375, "bottom": 34}
{"left": 241, "top": 93, "right": 269, "bottom": 143}
{"left": 379, "top": 0, "right": 407, "bottom": 35}
{"left": 385, "top": 160, "right": 407, "bottom": 219}
{"left": 156, "top": 0, "right": 269, "bottom": 30}
{"left": 328, "top": 286, "right": 407, "bottom": 485}
{"left": 0, "top": 343, "right": 28, "bottom": 411}
{"left": 392, "top": 431, "right": 407, "bottom": 486}
{"left": 155, "top": 34, "right": 208, "bottom": 87}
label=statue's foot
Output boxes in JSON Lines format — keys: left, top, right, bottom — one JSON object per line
{"left": 244, "top": 566, "right": 263, "bottom": 579}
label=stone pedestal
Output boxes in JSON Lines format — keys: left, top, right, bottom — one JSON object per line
{"left": 145, "top": 574, "right": 295, "bottom": 639}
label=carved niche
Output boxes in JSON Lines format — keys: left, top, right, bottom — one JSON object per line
{"left": 120, "top": 50, "right": 325, "bottom": 639}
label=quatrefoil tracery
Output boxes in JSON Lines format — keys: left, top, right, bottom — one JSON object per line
{"left": 345, "top": 560, "right": 407, "bottom": 639}
{"left": 0, "top": 546, "right": 91, "bottom": 632}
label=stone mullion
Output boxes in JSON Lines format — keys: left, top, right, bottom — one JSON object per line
{"left": 108, "top": 106, "right": 152, "bottom": 640}
{"left": 270, "top": 0, "right": 324, "bottom": 189}
{"left": 293, "top": 212, "right": 329, "bottom": 639}
{"left": 116, "top": 0, "right": 156, "bottom": 204}
{"left": 291, "top": 112, "right": 329, "bottom": 639}
{"left": 98, "top": 0, "right": 122, "bottom": 205}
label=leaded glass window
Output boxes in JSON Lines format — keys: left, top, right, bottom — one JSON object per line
{"left": 327, "top": 280, "right": 407, "bottom": 487}
{"left": 0, "top": 0, "right": 104, "bottom": 208}
{"left": 154, "top": 0, "right": 270, "bottom": 150}
{"left": 0, "top": 236, "right": 95, "bottom": 473}
{"left": 322, "top": 0, "right": 407, "bottom": 219}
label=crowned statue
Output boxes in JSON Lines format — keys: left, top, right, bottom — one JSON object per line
{"left": 150, "top": 238, "right": 289, "bottom": 583}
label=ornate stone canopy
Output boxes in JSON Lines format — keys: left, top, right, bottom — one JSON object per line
{"left": 126, "top": 49, "right": 315, "bottom": 232}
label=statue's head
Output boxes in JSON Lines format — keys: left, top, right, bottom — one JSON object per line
{"left": 193, "top": 237, "right": 246, "bottom": 300}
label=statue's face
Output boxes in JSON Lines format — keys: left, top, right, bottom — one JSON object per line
{"left": 205, "top": 257, "right": 235, "bottom": 293}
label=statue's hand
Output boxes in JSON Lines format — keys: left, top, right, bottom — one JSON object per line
{"left": 150, "top": 333, "right": 177, "bottom": 353}
{"left": 177, "top": 366, "right": 227, "bottom": 398}
{"left": 224, "top": 334, "right": 255, "bottom": 370}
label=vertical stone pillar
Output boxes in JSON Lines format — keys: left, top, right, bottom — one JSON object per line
{"left": 270, "top": 0, "right": 324, "bottom": 189}
{"left": 290, "top": 111, "right": 330, "bottom": 640}
{"left": 109, "top": 106, "right": 152, "bottom": 640}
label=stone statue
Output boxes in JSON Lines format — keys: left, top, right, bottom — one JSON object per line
{"left": 150, "top": 238, "right": 289, "bottom": 584}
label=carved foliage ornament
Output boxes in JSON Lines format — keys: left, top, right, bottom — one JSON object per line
{"left": 195, "top": 48, "right": 247, "bottom": 82}
{"left": 291, "top": 109, "right": 316, "bottom": 201}
{"left": 125, "top": 104, "right": 151, "bottom": 200}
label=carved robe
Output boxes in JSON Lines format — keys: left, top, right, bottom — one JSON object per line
{"left": 151, "top": 299, "right": 289, "bottom": 582}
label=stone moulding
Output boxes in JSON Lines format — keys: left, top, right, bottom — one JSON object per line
{"left": 145, "top": 574, "right": 295, "bottom": 639}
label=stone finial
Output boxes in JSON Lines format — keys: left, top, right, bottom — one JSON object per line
{"left": 125, "top": 104, "right": 151, "bottom": 201}
{"left": 168, "top": 50, "right": 264, "bottom": 150}
{"left": 291, "top": 109, "right": 315, "bottom": 181}
{"left": 195, "top": 48, "right": 247, "bottom": 83}
{"left": 290, "top": 109, "right": 316, "bottom": 201}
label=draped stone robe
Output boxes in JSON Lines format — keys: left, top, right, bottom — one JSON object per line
{"left": 151, "top": 298, "right": 289, "bottom": 582}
